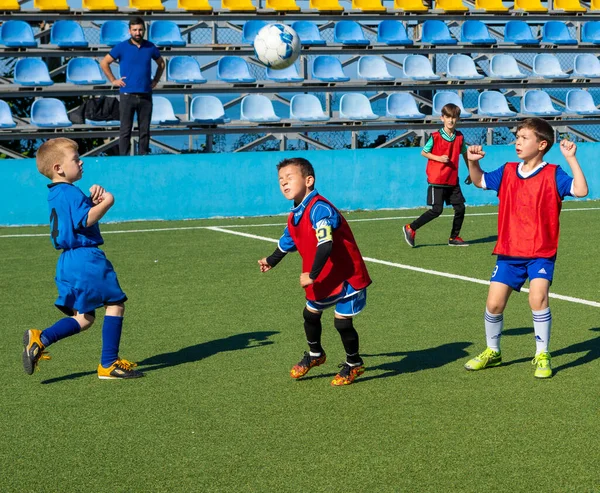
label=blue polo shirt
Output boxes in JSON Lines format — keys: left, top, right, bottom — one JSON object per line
{"left": 109, "top": 39, "right": 161, "bottom": 94}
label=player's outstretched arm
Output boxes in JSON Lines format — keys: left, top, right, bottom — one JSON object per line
{"left": 259, "top": 248, "right": 288, "bottom": 273}
{"left": 560, "top": 140, "right": 589, "bottom": 198}
{"left": 86, "top": 190, "right": 114, "bottom": 227}
{"left": 466, "top": 145, "right": 486, "bottom": 188}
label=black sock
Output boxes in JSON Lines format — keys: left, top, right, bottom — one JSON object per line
{"left": 334, "top": 318, "right": 362, "bottom": 364}
{"left": 303, "top": 308, "right": 324, "bottom": 355}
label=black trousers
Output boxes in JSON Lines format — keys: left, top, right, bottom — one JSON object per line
{"left": 119, "top": 93, "right": 153, "bottom": 156}
{"left": 410, "top": 185, "right": 466, "bottom": 238}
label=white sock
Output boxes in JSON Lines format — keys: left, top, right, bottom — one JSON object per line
{"left": 485, "top": 308, "right": 503, "bottom": 352}
{"left": 533, "top": 308, "right": 552, "bottom": 355}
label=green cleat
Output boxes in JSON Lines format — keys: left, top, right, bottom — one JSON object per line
{"left": 532, "top": 352, "right": 552, "bottom": 379}
{"left": 464, "top": 347, "right": 502, "bottom": 371}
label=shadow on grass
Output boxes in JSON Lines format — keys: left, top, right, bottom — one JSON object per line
{"left": 413, "top": 235, "right": 497, "bottom": 249}
{"left": 41, "top": 331, "right": 278, "bottom": 384}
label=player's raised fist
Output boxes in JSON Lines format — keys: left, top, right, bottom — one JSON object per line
{"left": 467, "top": 145, "right": 485, "bottom": 161}
{"left": 559, "top": 139, "right": 577, "bottom": 158}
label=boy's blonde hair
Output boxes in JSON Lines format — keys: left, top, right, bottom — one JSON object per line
{"left": 36, "top": 138, "right": 79, "bottom": 179}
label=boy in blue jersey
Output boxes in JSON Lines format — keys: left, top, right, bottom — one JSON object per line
{"left": 23, "top": 138, "right": 143, "bottom": 379}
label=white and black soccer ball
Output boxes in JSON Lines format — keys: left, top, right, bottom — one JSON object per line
{"left": 253, "top": 24, "right": 301, "bottom": 70}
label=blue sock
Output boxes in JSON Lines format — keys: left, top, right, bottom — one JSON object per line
{"left": 40, "top": 318, "right": 81, "bottom": 347}
{"left": 101, "top": 316, "right": 123, "bottom": 368}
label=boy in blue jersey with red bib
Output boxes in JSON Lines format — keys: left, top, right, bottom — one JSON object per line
{"left": 23, "top": 138, "right": 143, "bottom": 379}
{"left": 464, "top": 118, "right": 588, "bottom": 378}
{"left": 258, "top": 158, "right": 372, "bottom": 386}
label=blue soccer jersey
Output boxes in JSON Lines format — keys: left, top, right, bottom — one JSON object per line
{"left": 482, "top": 162, "right": 574, "bottom": 198}
{"left": 47, "top": 183, "right": 103, "bottom": 250}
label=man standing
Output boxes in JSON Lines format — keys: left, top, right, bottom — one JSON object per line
{"left": 101, "top": 17, "right": 165, "bottom": 156}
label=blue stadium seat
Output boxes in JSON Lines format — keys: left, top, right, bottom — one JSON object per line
{"left": 573, "top": 54, "right": 600, "bottom": 78}
{"left": 490, "top": 54, "right": 526, "bottom": 79}
{"left": 339, "top": 93, "right": 378, "bottom": 120}
{"left": 447, "top": 55, "right": 484, "bottom": 80}
{"left": 86, "top": 118, "right": 120, "bottom": 126}
{"left": 50, "top": 21, "right": 89, "bottom": 48}
{"left": 289, "top": 94, "right": 329, "bottom": 121}
{"left": 357, "top": 56, "right": 394, "bottom": 81}
{"left": 533, "top": 53, "right": 569, "bottom": 79}
{"left": 461, "top": 20, "right": 496, "bottom": 45}
{"left": 151, "top": 96, "right": 179, "bottom": 124}
{"left": 582, "top": 22, "right": 600, "bottom": 44}
{"left": 100, "top": 21, "right": 129, "bottom": 47}
{"left": 421, "top": 20, "right": 457, "bottom": 45}
{"left": 266, "top": 64, "right": 303, "bottom": 82}
{"left": 217, "top": 57, "right": 256, "bottom": 83}
{"left": 241, "top": 95, "right": 281, "bottom": 122}
{"left": 565, "top": 90, "right": 600, "bottom": 115}
{"left": 522, "top": 90, "right": 561, "bottom": 116}
{"left": 190, "top": 95, "right": 231, "bottom": 123}
{"left": 504, "top": 21, "right": 540, "bottom": 45}
{"left": 334, "top": 21, "right": 370, "bottom": 46}
{"left": 377, "top": 20, "right": 413, "bottom": 46}
{"left": 30, "top": 98, "right": 72, "bottom": 127}
{"left": 403, "top": 55, "right": 440, "bottom": 81}
{"left": 541, "top": 21, "right": 577, "bottom": 45}
{"left": 432, "top": 92, "right": 471, "bottom": 117}
{"left": 0, "top": 21, "right": 37, "bottom": 48}
{"left": 167, "top": 56, "right": 207, "bottom": 84}
{"left": 14, "top": 59, "right": 53, "bottom": 86}
{"left": 242, "top": 20, "right": 268, "bottom": 45}
{"left": 66, "top": 58, "right": 106, "bottom": 85}
{"left": 312, "top": 56, "right": 350, "bottom": 82}
{"left": 291, "top": 21, "right": 326, "bottom": 46}
{"left": 0, "top": 100, "right": 16, "bottom": 128}
{"left": 386, "top": 93, "right": 425, "bottom": 119}
{"left": 149, "top": 21, "right": 186, "bottom": 47}
{"left": 477, "top": 91, "right": 517, "bottom": 117}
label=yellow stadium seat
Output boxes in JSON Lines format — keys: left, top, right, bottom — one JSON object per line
{"left": 514, "top": 0, "right": 547, "bottom": 11}
{"left": 309, "top": 0, "right": 343, "bottom": 10}
{"left": 129, "top": 0, "right": 165, "bottom": 9}
{"left": 591, "top": 0, "right": 600, "bottom": 9}
{"left": 434, "top": 0, "right": 468, "bottom": 10}
{"left": 83, "top": 0, "right": 118, "bottom": 10}
{"left": 393, "top": 0, "right": 427, "bottom": 11}
{"left": 178, "top": 0, "right": 212, "bottom": 9}
{"left": 266, "top": 0, "right": 300, "bottom": 10}
{"left": 222, "top": 0, "right": 255, "bottom": 10}
{"left": 0, "top": 0, "right": 20, "bottom": 10}
{"left": 553, "top": 0, "right": 585, "bottom": 11}
{"left": 352, "top": 0, "right": 386, "bottom": 10}
{"left": 34, "top": 0, "right": 69, "bottom": 10}
{"left": 474, "top": 0, "right": 508, "bottom": 11}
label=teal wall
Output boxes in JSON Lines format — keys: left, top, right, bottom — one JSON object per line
{"left": 2, "top": 144, "right": 597, "bottom": 226}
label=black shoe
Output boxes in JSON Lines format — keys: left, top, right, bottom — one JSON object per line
{"left": 403, "top": 224, "right": 416, "bottom": 248}
{"left": 448, "top": 236, "right": 469, "bottom": 246}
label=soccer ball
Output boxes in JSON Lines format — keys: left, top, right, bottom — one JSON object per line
{"left": 253, "top": 24, "right": 301, "bottom": 70}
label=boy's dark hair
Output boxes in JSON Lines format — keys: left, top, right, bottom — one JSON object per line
{"left": 129, "top": 17, "right": 145, "bottom": 28}
{"left": 517, "top": 117, "right": 554, "bottom": 155}
{"left": 277, "top": 158, "right": 315, "bottom": 180}
{"left": 441, "top": 103, "right": 461, "bottom": 119}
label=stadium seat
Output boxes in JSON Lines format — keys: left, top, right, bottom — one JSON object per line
{"left": 386, "top": 93, "right": 425, "bottom": 119}
{"left": 50, "top": 21, "right": 89, "bottom": 48}
{"left": 573, "top": 54, "right": 600, "bottom": 78}
{"left": 533, "top": 53, "right": 569, "bottom": 79}
{"left": 377, "top": 20, "right": 413, "bottom": 46}
{"left": 447, "top": 55, "right": 484, "bottom": 80}
{"left": 30, "top": 98, "right": 72, "bottom": 127}
{"left": 339, "top": 93, "right": 378, "bottom": 120}
{"left": 504, "top": 21, "right": 540, "bottom": 45}
{"left": 190, "top": 95, "right": 230, "bottom": 123}
{"left": 130, "top": 0, "right": 165, "bottom": 10}
{"left": 14, "top": 59, "right": 53, "bottom": 86}
{"left": 222, "top": 0, "right": 256, "bottom": 11}
{"left": 477, "top": 91, "right": 517, "bottom": 117}
{"left": 34, "top": 0, "right": 69, "bottom": 10}
{"left": 474, "top": 0, "right": 508, "bottom": 11}
{"left": 432, "top": 92, "right": 471, "bottom": 117}
{"left": 242, "top": 21, "right": 268, "bottom": 45}
{"left": 554, "top": 0, "right": 585, "bottom": 11}
{"left": 0, "top": 21, "right": 37, "bottom": 47}
{"left": 309, "top": 0, "right": 343, "bottom": 10}
{"left": 522, "top": 90, "right": 561, "bottom": 116}
{"left": 312, "top": 56, "right": 350, "bottom": 82}
{"left": 461, "top": 20, "right": 496, "bottom": 45}
{"left": 433, "top": 0, "right": 468, "bottom": 11}
{"left": 421, "top": 20, "right": 457, "bottom": 45}
{"left": 490, "top": 54, "right": 526, "bottom": 79}
{"left": 0, "top": 0, "right": 20, "bottom": 11}
{"left": 289, "top": 94, "right": 330, "bottom": 121}
{"left": 266, "top": 0, "right": 300, "bottom": 10}
{"left": 565, "top": 90, "right": 600, "bottom": 115}
{"left": 334, "top": 21, "right": 370, "bottom": 46}
{"left": 149, "top": 21, "right": 186, "bottom": 47}
{"left": 393, "top": 0, "right": 427, "bottom": 10}
{"left": 581, "top": 22, "right": 600, "bottom": 43}
{"left": 217, "top": 57, "right": 256, "bottom": 83}
{"left": 177, "top": 0, "right": 212, "bottom": 10}
{"left": 357, "top": 56, "right": 394, "bottom": 81}
{"left": 66, "top": 58, "right": 106, "bottom": 84}
{"left": 542, "top": 21, "right": 577, "bottom": 45}
{"left": 265, "top": 64, "right": 303, "bottom": 82}
{"left": 240, "top": 95, "right": 281, "bottom": 122}
{"left": 352, "top": 0, "right": 385, "bottom": 11}
{"left": 167, "top": 56, "right": 207, "bottom": 84}
{"left": 403, "top": 55, "right": 440, "bottom": 81}
{"left": 82, "top": 0, "right": 118, "bottom": 10}
{"left": 0, "top": 100, "right": 16, "bottom": 128}
{"left": 291, "top": 22, "right": 326, "bottom": 46}
{"left": 100, "top": 21, "right": 129, "bottom": 46}
{"left": 513, "top": 0, "right": 547, "bottom": 11}
{"left": 151, "top": 96, "right": 179, "bottom": 124}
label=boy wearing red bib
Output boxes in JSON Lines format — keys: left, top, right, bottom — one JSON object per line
{"left": 464, "top": 118, "right": 588, "bottom": 378}
{"left": 258, "top": 158, "right": 372, "bottom": 386}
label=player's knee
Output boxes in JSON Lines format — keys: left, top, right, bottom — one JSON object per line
{"left": 485, "top": 301, "right": 505, "bottom": 315}
{"left": 334, "top": 317, "right": 354, "bottom": 333}
{"left": 303, "top": 307, "right": 321, "bottom": 323}
{"left": 528, "top": 292, "right": 549, "bottom": 311}
{"left": 431, "top": 204, "right": 444, "bottom": 217}
{"left": 74, "top": 312, "right": 95, "bottom": 331}
{"left": 105, "top": 303, "right": 125, "bottom": 317}
{"left": 453, "top": 203, "right": 465, "bottom": 215}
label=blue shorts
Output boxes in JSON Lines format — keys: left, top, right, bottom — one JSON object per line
{"left": 306, "top": 282, "right": 367, "bottom": 317}
{"left": 490, "top": 256, "right": 556, "bottom": 292}
{"left": 55, "top": 247, "right": 127, "bottom": 316}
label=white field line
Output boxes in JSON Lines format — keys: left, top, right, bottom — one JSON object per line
{"left": 206, "top": 226, "right": 600, "bottom": 309}
{"left": 1, "top": 206, "right": 600, "bottom": 239}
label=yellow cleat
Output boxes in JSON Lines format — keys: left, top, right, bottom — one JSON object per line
{"left": 98, "top": 358, "right": 144, "bottom": 380}
{"left": 464, "top": 347, "right": 502, "bottom": 371}
{"left": 331, "top": 362, "right": 365, "bottom": 386}
{"left": 532, "top": 352, "right": 552, "bottom": 379}
{"left": 22, "top": 329, "right": 50, "bottom": 375}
